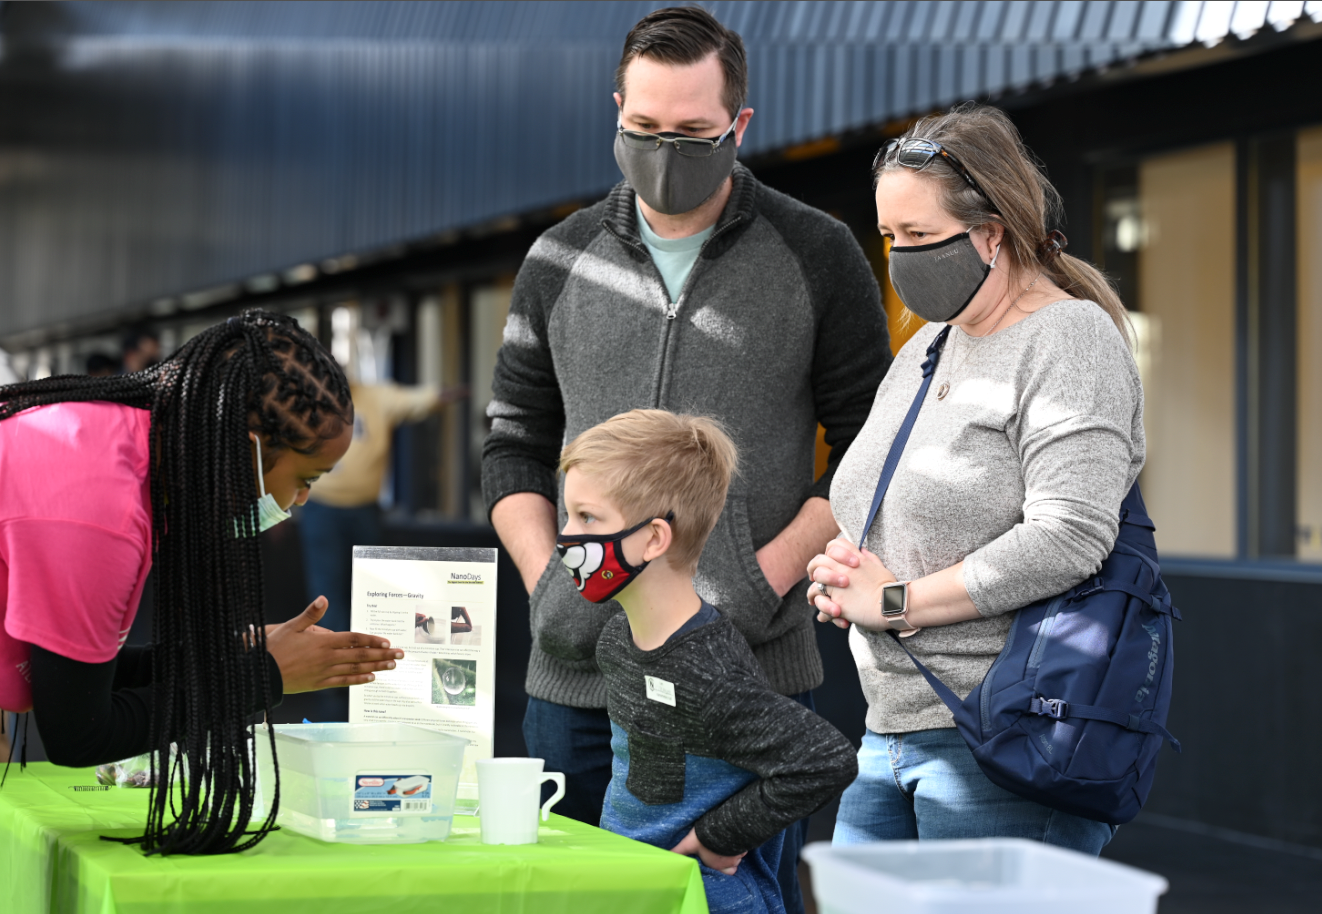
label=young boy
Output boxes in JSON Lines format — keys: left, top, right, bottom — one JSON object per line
{"left": 554, "top": 410, "right": 858, "bottom": 914}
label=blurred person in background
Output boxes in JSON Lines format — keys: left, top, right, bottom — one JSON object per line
{"left": 482, "top": 8, "right": 889, "bottom": 910}
{"left": 120, "top": 326, "right": 161, "bottom": 374}
{"left": 300, "top": 380, "right": 466, "bottom": 635}
{"left": 0, "top": 349, "right": 17, "bottom": 385}
{"left": 85, "top": 352, "right": 119, "bottom": 377}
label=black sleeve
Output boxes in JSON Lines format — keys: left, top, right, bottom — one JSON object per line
{"left": 112, "top": 644, "right": 155, "bottom": 690}
{"left": 692, "top": 660, "right": 859, "bottom": 856}
{"left": 30, "top": 644, "right": 283, "bottom": 768}
{"left": 480, "top": 208, "right": 604, "bottom": 518}
{"left": 760, "top": 195, "right": 892, "bottom": 499}
{"left": 805, "top": 221, "right": 892, "bottom": 499}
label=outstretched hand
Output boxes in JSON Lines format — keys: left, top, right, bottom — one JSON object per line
{"left": 264, "top": 596, "right": 404, "bottom": 693}
{"left": 671, "top": 827, "right": 746, "bottom": 876}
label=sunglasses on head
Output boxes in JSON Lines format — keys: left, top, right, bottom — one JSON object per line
{"left": 875, "top": 138, "right": 1000, "bottom": 215}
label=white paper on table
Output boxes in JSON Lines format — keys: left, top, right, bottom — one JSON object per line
{"left": 349, "top": 546, "right": 498, "bottom": 812}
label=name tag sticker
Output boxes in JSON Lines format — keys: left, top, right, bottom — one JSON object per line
{"left": 645, "top": 675, "right": 676, "bottom": 707}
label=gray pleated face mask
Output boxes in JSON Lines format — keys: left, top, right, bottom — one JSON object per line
{"left": 888, "top": 232, "right": 995, "bottom": 323}
{"left": 614, "top": 125, "right": 738, "bottom": 216}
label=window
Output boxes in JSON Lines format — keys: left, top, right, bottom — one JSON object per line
{"left": 1297, "top": 127, "right": 1322, "bottom": 560}
{"left": 1101, "top": 143, "right": 1238, "bottom": 557}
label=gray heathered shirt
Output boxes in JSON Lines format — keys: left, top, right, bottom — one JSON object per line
{"left": 829, "top": 301, "right": 1145, "bottom": 735}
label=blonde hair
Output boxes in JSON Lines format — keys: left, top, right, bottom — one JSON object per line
{"left": 560, "top": 410, "right": 738, "bottom": 573}
{"left": 875, "top": 103, "right": 1132, "bottom": 347}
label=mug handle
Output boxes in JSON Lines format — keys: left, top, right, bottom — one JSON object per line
{"left": 539, "top": 772, "right": 566, "bottom": 822}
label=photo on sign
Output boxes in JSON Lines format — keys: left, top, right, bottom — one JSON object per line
{"left": 449, "top": 605, "right": 482, "bottom": 647}
{"left": 414, "top": 604, "right": 450, "bottom": 645}
{"left": 431, "top": 658, "right": 477, "bottom": 706}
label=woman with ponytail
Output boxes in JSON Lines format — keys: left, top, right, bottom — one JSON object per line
{"left": 0, "top": 310, "right": 403, "bottom": 854}
{"left": 806, "top": 105, "right": 1143, "bottom": 853}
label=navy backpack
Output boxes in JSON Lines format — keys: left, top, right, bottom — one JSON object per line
{"left": 861, "top": 326, "right": 1181, "bottom": 826}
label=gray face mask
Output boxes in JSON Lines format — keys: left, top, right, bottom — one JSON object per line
{"left": 888, "top": 232, "right": 997, "bottom": 323}
{"left": 614, "top": 118, "right": 738, "bottom": 216}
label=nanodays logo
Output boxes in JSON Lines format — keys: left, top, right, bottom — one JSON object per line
{"left": 1134, "top": 620, "right": 1162, "bottom": 703}
{"left": 450, "top": 572, "right": 483, "bottom": 584}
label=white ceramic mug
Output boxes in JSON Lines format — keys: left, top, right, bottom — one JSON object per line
{"left": 476, "top": 757, "right": 566, "bottom": 845}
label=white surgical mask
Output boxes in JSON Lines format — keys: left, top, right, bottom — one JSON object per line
{"left": 235, "top": 435, "right": 292, "bottom": 538}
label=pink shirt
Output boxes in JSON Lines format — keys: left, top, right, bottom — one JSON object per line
{"left": 0, "top": 402, "right": 153, "bottom": 712}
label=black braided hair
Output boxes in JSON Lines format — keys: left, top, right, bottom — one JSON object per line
{"left": 0, "top": 309, "right": 352, "bottom": 855}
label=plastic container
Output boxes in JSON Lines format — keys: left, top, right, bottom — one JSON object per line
{"left": 802, "top": 839, "right": 1168, "bottom": 914}
{"left": 252, "top": 722, "right": 468, "bottom": 844}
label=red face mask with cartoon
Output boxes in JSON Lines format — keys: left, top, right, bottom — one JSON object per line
{"left": 556, "top": 513, "right": 674, "bottom": 603}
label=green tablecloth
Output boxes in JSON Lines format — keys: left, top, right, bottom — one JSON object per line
{"left": 1, "top": 763, "right": 707, "bottom": 914}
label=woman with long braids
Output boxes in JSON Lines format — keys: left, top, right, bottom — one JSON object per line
{"left": 0, "top": 310, "right": 404, "bottom": 854}
{"left": 808, "top": 105, "right": 1144, "bottom": 853}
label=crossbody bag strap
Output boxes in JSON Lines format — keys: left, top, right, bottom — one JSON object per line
{"left": 858, "top": 326, "right": 951, "bottom": 551}
{"left": 885, "top": 629, "right": 966, "bottom": 718}
{"left": 864, "top": 329, "right": 969, "bottom": 722}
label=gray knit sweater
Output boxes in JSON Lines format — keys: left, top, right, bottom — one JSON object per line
{"left": 829, "top": 301, "right": 1145, "bottom": 734}
{"left": 482, "top": 164, "right": 890, "bottom": 707}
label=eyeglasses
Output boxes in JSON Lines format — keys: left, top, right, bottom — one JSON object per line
{"left": 617, "top": 116, "right": 739, "bottom": 158}
{"left": 875, "top": 138, "right": 999, "bottom": 214}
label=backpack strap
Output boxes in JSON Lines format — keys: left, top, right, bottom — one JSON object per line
{"left": 1028, "top": 697, "right": 1182, "bottom": 752}
{"left": 1119, "top": 507, "right": 1156, "bottom": 529}
{"left": 888, "top": 629, "right": 1183, "bottom": 753}
{"left": 1069, "top": 578, "right": 1182, "bottom": 619}
{"left": 858, "top": 326, "right": 951, "bottom": 549}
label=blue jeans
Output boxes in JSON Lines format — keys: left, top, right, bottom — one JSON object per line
{"left": 523, "top": 692, "right": 814, "bottom": 914}
{"left": 522, "top": 697, "right": 615, "bottom": 827}
{"left": 834, "top": 728, "right": 1115, "bottom": 855}
{"left": 298, "top": 501, "right": 383, "bottom": 633}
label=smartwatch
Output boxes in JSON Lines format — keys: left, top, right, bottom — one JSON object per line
{"left": 881, "top": 582, "right": 921, "bottom": 638}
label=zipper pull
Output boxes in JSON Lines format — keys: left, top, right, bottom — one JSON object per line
{"left": 666, "top": 304, "right": 678, "bottom": 320}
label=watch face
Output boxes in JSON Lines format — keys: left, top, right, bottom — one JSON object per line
{"left": 883, "top": 583, "right": 905, "bottom": 616}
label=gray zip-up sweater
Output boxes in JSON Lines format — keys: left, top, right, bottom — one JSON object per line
{"left": 483, "top": 164, "right": 890, "bottom": 708}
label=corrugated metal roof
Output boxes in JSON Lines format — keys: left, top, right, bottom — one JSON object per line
{"left": 0, "top": 1, "right": 1319, "bottom": 338}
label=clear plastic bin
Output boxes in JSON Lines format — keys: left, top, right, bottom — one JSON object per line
{"left": 252, "top": 722, "right": 468, "bottom": 844}
{"left": 802, "top": 839, "right": 1168, "bottom": 914}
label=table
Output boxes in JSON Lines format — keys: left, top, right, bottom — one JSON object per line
{"left": 1, "top": 763, "right": 707, "bottom": 914}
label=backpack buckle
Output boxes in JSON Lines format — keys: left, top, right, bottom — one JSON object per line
{"left": 1031, "top": 697, "right": 1069, "bottom": 720}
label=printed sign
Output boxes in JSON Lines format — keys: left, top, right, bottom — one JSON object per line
{"left": 349, "top": 546, "right": 498, "bottom": 812}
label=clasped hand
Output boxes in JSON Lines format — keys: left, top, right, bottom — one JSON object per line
{"left": 262, "top": 596, "right": 405, "bottom": 693}
{"left": 806, "top": 537, "right": 897, "bottom": 631}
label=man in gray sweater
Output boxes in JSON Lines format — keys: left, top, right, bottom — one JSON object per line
{"left": 481, "top": 9, "right": 888, "bottom": 909}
